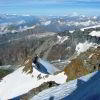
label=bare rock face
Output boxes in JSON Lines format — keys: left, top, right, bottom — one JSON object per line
{"left": 22, "top": 57, "right": 33, "bottom": 73}
{"left": 64, "top": 58, "right": 89, "bottom": 81}
{"left": 64, "top": 46, "right": 100, "bottom": 81}
{"left": 79, "top": 46, "right": 100, "bottom": 71}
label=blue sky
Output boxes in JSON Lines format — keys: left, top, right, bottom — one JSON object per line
{"left": 0, "top": 0, "right": 100, "bottom": 16}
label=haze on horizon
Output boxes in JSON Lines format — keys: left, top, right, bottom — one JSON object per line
{"left": 0, "top": 0, "right": 100, "bottom": 16}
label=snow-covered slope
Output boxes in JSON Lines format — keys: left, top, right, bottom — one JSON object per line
{"left": 81, "top": 24, "right": 100, "bottom": 31}
{"left": 36, "top": 58, "right": 60, "bottom": 74}
{"left": 0, "top": 65, "right": 67, "bottom": 99}
{"left": 31, "top": 71, "right": 100, "bottom": 100}
{"left": 75, "top": 41, "right": 98, "bottom": 55}
{"left": 89, "top": 31, "right": 100, "bottom": 37}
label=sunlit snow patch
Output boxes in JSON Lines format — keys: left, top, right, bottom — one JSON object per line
{"left": 57, "top": 35, "right": 69, "bottom": 44}
{"left": 89, "top": 31, "right": 100, "bottom": 37}
{"left": 75, "top": 41, "right": 97, "bottom": 55}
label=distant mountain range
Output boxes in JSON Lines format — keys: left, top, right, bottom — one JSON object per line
{"left": 0, "top": 14, "right": 100, "bottom": 34}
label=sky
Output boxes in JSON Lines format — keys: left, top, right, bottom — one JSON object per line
{"left": 0, "top": 0, "right": 100, "bottom": 16}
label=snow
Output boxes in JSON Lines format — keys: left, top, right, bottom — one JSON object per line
{"left": 0, "top": 65, "right": 67, "bottom": 99}
{"left": 37, "top": 58, "right": 60, "bottom": 74}
{"left": 19, "top": 25, "right": 36, "bottom": 32}
{"left": 93, "top": 16, "right": 97, "bottom": 19}
{"left": 11, "top": 30, "right": 17, "bottom": 33}
{"left": 88, "top": 53, "right": 94, "bottom": 59}
{"left": 31, "top": 80, "right": 77, "bottom": 100}
{"left": 57, "top": 35, "right": 69, "bottom": 44}
{"left": 89, "top": 31, "right": 100, "bottom": 37}
{"left": 31, "top": 71, "right": 99, "bottom": 100}
{"left": 16, "top": 20, "right": 26, "bottom": 25}
{"left": 65, "top": 20, "right": 98, "bottom": 27}
{"left": 41, "top": 21, "right": 51, "bottom": 26}
{"left": 0, "top": 25, "right": 36, "bottom": 34}
{"left": 75, "top": 41, "right": 97, "bottom": 55}
{"left": 0, "top": 65, "right": 12, "bottom": 69}
{"left": 58, "top": 20, "right": 66, "bottom": 25}
{"left": 69, "top": 30, "right": 74, "bottom": 33}
{"left": 27, "top": 32, "right": 56, "bottom": 39}
{"left": 73, "top": 20, "right": 91, "bottom": 26}
{"left": 81, "top": 24, "right": 100, "bottom": 31}
{"left": 22, "top": 14, "right": 31, "bottom": 17}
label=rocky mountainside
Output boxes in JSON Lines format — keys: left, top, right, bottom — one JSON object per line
{"left": 0, "top": 25, "right": 100, "bottom": 67}
{"left": 21, "top": 43, "right": 100, "bottom": 99}
{"left": 0, "top": 24, "right": 100, "bottom": 99}
{"left": 64, "top": 46, "right": 100, "bottom": 81}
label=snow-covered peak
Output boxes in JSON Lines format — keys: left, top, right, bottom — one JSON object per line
{"left": 41, "top": 21, "right": 51, "bottom": 26}
{"left": 93, "top": 16, "right": 97, "bottom": 19}
{"left": 89, "top": 31, "right": 100, "bottom": 37}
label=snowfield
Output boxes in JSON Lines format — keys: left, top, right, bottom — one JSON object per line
{"left": 37, "top": 58, "right": 60, "bottom": 74}
{"left": 81, "top": 24, "right": 100, "bottom": 31}
{"left": 0, "top": 65, "right": 67, "bottom": 99}
{"left": 31, "top": 71, "right": 100, "bottom": 100}
{"left": 75, "top": 41, "right": 98, "bottom": 55}
{"left": 89, "top": 31, "right": 100, "bottom": 37}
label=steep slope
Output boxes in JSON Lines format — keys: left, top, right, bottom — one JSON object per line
{"left": 31, "top": 71, "right": 100, "bottom": 100}
{"left": 36, "top": 58, "right": 60, "bottom": 74}
{"left": 64, "top": 46, "right": 100, "bottom": 81}
{"left": 0, "top": 62, "right": 67, "bottom": 99}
